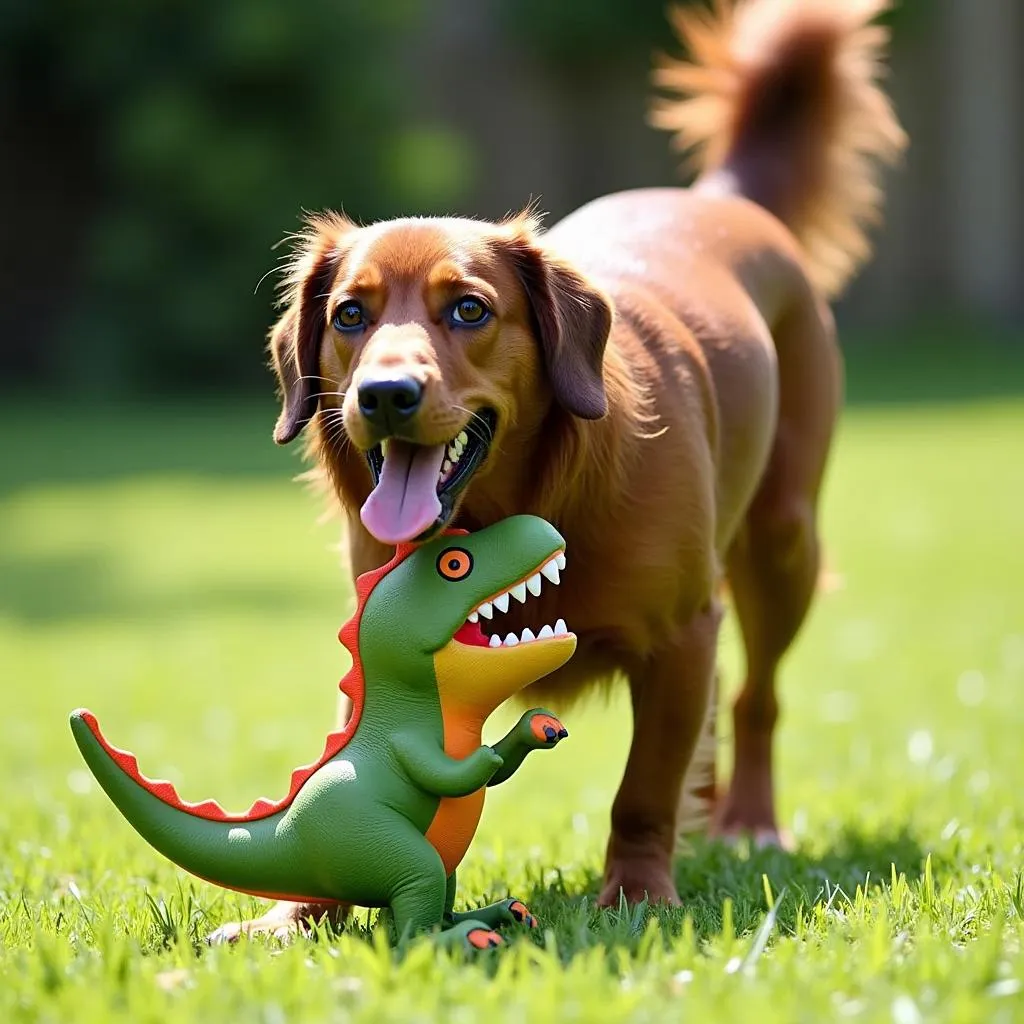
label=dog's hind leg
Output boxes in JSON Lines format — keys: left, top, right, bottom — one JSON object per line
{"left": 713, "top": 294, "right": 842, "bottom": 846}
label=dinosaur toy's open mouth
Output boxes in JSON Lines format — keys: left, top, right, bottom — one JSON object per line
{"left": 450, "top": 548, "right": 573, "bottom": 650}
{"left": 434, "top": 544, "right": 576, "bottom": 704}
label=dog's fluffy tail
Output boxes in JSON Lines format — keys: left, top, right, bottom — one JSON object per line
{"left": 651, "top": 0, "right": 907, "bottom": 298}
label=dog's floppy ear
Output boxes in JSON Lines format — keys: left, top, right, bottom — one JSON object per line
{"left": 497, "top": 217, "right": 613, "bottom": 420}
{"left": 270, "top": 213, "right": 354, "bottom": 445}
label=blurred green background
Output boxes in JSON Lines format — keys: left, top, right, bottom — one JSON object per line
{"left": 2, "top": 5, "right": 1024, "bottom": 1016}
{"left": 2, "top": 0, "right": 1021, "bottom": 397}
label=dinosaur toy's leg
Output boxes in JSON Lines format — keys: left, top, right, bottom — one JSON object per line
{"left": 374, "top": 824, "right": 505, "bottom": 950}
{"left": 487, "top": 709, "right": 568, "bottom": 787}
{"left": 443, "top": 872, "right": 539, "bottom": 932}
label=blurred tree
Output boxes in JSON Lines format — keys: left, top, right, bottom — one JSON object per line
{"left": 1, "top": 0, "right": 450, "bottom": 393}
{"left": 0, "top": 0, "right": 938, "bottom": 396}
{"left": 496, "top": 0, "right": 675, "bottom": 68}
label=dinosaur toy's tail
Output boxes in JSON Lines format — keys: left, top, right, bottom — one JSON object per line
{"left": 70, "top": 709, "right": 328, "bottom": 904}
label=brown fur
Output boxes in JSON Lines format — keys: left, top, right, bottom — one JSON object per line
{"left": 210, "top": 0, "right": 905, "bottom": 942}
{"left": 651, "top": 0, "right": 906, "bottom": 297}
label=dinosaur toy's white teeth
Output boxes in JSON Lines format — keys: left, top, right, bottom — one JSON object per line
{"left": 483, "top": 622, "right": 571, "bottom": 648}
{"left": 466, "top": 551, "right": 566, "bottom": 628}
{"left": 540, "top": 560, "right": 560, "bottom": 585}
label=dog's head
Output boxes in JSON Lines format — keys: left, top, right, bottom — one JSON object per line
{"left": 269, "top": 211, "right": 613, "bottom": 545}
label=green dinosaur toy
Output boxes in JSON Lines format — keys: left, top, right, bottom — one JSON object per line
{"left": 70, "top": 515, "right": 575, "bottom": 950}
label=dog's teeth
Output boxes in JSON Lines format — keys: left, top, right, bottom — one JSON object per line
{"left": 458, "top": 430, "right": 469, "bottom": 447}
{"left": 381, "top": 440, "right": 389, "bottom": 457}
{"left": 526, "top": 573, "right": 542, "bottom": 597}
{"left": 441, "top": 459, "right": 452, "bottom": 476}
{"left": 541, "top": 559, "right": 561, "bottom": 585}
{"left": 468, "top": 611, "right": 479, "bottom": 624}
{"left": 520, "top": 627, "right": 536, "bottom": 643}
{"left": 537, "top": 624, "right": 554, "bottom": 640}
{"left": 447, "top": 444, "right": 459, "bottom": 462}
{"left": 510, "top": 581, "right": 527, "bottom": 604}
{"left": 494, "top": 592, "right": 510, "bottom": 614}
{"left": 503, "top": 632, "right": 519, "bottom": 647}
{"left": 454, "top": 438, "right": 465, "bottom": 456}
{"left": 489, "top": 633, "right": 502, "bottom": 648}
{"left": 478, "top": 601, "right": 493, "bottom": 619}
{"left": 554, "top": 618, "right": 568, "bottom": 636}
{"left": 555, "top": 552, "right": 566, "bottom": 571}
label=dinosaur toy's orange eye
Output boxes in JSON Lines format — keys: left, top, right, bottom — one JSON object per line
{"left": 437, "top": 547, "right": 473, "bottom": 581}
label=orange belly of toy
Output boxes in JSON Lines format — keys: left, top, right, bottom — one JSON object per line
{"left": 423, "top": 712, "right": 489, "bottom": 876}
{"left": 424, "top": 789, "right": 486, "bottom": 876}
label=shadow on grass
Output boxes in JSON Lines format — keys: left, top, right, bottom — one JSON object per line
{"left": 147, "top": 827, "right": 927, "bottom": 961}
{"left": 512, "top": 826, "right": 927, "bottom": 954}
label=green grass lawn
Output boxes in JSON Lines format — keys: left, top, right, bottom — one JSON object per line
{"left": 2, "top": 340, "right": 1023, "bottom": 1022}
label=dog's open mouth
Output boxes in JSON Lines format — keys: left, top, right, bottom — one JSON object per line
{"left": 360, "top": 409, "right": 497, "bottom": 545}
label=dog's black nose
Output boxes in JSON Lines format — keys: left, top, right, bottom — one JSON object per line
{"left": 357, "top": 375, "right": 424, "bottom": 430}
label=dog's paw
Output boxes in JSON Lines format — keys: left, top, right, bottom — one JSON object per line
{"left": 207, "top": 919, "right": 299, "bottom": 946}
{"left": 207, "top": 901, "right": 348, "bottom": 946}
{"left": 598, "top": 854, "right": 680, "bottom": 909}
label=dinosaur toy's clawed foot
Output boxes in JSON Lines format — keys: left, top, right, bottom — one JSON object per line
{"left": 448, "top": 897, "right": 539, "bottom": 931}
{"left": 436, "top": 920, "right": 505, "bottom": 951}
{"left": 501, "top": 899, "right": 539, "bottom": 929}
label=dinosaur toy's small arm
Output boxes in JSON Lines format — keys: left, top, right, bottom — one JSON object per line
{"left": 71, "top": 515, "right": 575, "bottom": 950}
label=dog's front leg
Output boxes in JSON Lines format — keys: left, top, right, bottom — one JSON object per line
{"left": 598, "top": 600, "right": 722, "bottom": 907}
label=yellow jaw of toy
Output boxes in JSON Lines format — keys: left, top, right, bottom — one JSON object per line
{"left": 433, "top": 633, "right": 577, "bottom": 714}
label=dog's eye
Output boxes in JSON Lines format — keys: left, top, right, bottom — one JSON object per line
{"left": 332, "top": 302, "right": 365, "bottom": 332}
{"left": 436, "top": 547, "right": 473, "bottom": 581}
{"left": 449, "top": 297, "right": 490, "bottom": 327}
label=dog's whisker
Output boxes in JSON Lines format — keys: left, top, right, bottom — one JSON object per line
{"left": 319, "top": 406, "right": 347, "bottom": 425}
{"left": 317, "top": 411, "right": 351, "bottom": 460}
{"left": 292, "top": 374, "right": 349, "bottom": 404}
{"left": 321, "top": 431, "right": 348, "bottom": 460}
{"left": 451, "top": 406, "right": 494, "bottom": 446}
{"left": 318, "top": 408, "right": 347, "bottom": 432}
{"left": 253, "top": 250, "right": 296, "bottom": 294}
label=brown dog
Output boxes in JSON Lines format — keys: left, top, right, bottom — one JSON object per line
{"left": 212, "top": 0, "right": 905, "bottom": 941}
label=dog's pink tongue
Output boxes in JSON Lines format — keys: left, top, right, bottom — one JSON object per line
{"left": 360, "top": 440, "right": 446, "bottom": 544}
